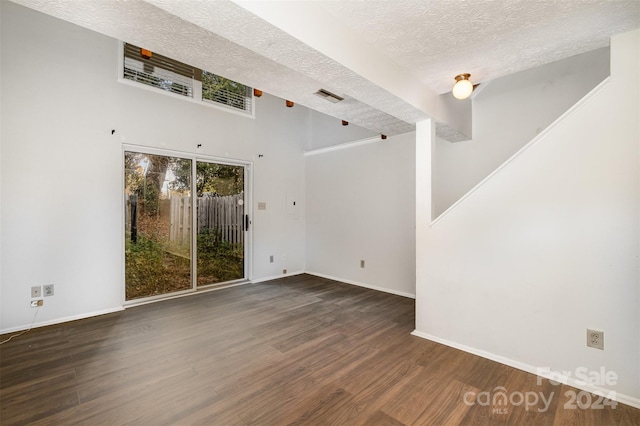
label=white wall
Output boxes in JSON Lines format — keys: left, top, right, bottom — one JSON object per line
{"left": 0, "top": 2, "right": 4, "bottom": 316}
{"left": 306, "top": 109, "right": 378, "bottom": 151}
{"left": 305, "top": 133, "right": 416, "bottom": 297}
{"left": 0, "top": 2, "right": 308, "bottom": 332}
{"left": 415, "top": 30, "right": 640, "bottom": 405}
{"left": 434, "top": 47, "right": 610, "bottom": 217}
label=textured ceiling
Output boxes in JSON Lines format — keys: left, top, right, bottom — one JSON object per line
{"left": 314, "top": 0, "right": 640, "bottom": 94}
{"left": 9, "top": 0, "right": 640, "bottom": 141}
{"left": 146, "top": 0, "right": 424, "bottom": 133}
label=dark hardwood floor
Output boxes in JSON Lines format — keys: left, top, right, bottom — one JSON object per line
{"left": 1, "top": 274, "right": 639, "bottom": 425}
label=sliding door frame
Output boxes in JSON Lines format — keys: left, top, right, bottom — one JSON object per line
{"left": 122, "top": 144, "right": 253, "bottom": 306}
{"left": 193, "top": 156, "right": 253, "bottom": 290}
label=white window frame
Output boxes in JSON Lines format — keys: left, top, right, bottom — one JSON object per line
{"left": 117, "top": 42, "right": 255, "bottom": 119}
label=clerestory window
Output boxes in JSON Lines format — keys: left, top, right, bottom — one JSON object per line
{"left": 202, "top": 71, "right": 252, "bottom": 113}
{"left": 123, "top": 43, "right": 194, "bottom": 97}
{"left": 122, "top": 43, "right": 253, "bottom": 115}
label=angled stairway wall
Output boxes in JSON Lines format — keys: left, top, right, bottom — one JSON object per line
{"left": 434, "top": 47, "right": 610, "bottom": 217}
{"left": 415, "top": 29, "right": 640, "bottom": 406}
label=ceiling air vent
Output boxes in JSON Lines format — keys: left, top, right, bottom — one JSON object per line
{"left": 314, "top": 89, "right": 344, "bottom": 103}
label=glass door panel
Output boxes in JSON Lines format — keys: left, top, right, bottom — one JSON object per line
{"left": 196, "top": 161, "right": 245, "bottom": 286}
{"left": 124, "top": 151, "right": 192, "bottom": 300}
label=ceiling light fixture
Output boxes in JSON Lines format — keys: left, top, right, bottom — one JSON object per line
{"left": 452, "top": 73, "right": 473, "bottom": 100}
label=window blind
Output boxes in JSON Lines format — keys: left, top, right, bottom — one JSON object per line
{"left": 202, "top": 71, "right": 252, "bottom": 113}
{"left": 123, "top": 43, "right": 194, "bottom": 98}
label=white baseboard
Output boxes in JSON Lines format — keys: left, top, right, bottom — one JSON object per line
{"left": 2, "top": 273, "right": 410, "bottom": 335}
{"left": 410, "top": 330, "right": 640, "bottom": 410}
{"left": 1, "top": 306, "right": 125, "bottom": 335}
{"left": 251, "top": 270, "right": 305, "bottom": 284}
{"left": 305, "top": 271, "right": 415, "bottom": 299}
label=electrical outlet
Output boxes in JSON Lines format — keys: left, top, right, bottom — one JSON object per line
{"left": 282, "top": 269, "right": 287, "bottom": 274}
{"left": 30, "top": 299, "right": 43, "bottom": 307}
{"left": 43, "top": 284, "right": 54, "bottom": 297}
{"left": 31, "top": 286, "right": 41, "bottom": 298}
{"left": 270, "top": 255, "right": 274, "bottom": 263}
{"left": 360, "top": 260, "right": 365, "bottom": 268}
{"left": 587, "top": 329, "right": 604, "bottom": 350}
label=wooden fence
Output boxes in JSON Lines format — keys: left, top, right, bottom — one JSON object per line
{"left": 169, "top": 196, "right": 192, "bottom": 246}
{"left": 170, "top": 194, "right": 244, "bottom": 245}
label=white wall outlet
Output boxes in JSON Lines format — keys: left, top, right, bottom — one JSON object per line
{"left": 360, "top": 260, "right": 365, "bottom": 268}
{"left": 44, "top": 284, "right": 54, "bottom": 297}
{"left": 31, "top": 286, "right": 41, "bottom": 298}
{"left": 587, "top": 329, "right": 604, "bottom": 350}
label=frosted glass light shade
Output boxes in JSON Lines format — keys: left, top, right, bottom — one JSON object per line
{"left": 452, "top": 74, "right": 473, "bottom": 100}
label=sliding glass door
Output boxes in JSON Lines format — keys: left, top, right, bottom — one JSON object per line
{"left": 124, "top": 149, "right": 249, "bottom": 302}
{"left": 196, "top": 161, "right": 246, "bottom": 286}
